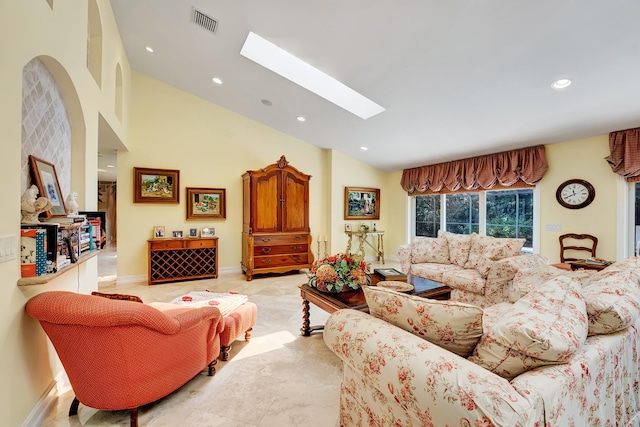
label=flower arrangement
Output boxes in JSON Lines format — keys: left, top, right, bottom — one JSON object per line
{"left": 308, "top": 253, "right": 370, "bottom": 293}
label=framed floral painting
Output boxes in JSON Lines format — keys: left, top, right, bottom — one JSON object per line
{"left": 134, "top": 167, "right": 180, "bottom": 203}
{"left": 344, "top": 187, "right": 380, "bottom": 220}
{"left": 186, "top": 187, "right": 226, "bottom": 220}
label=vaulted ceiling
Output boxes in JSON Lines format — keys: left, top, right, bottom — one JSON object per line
{"left": 108, "top": 0, "right": 640, "bottom": 174}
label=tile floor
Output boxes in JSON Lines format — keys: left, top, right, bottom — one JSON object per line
{"left": 41, "top": 244, "right": 399, "bottom": 426}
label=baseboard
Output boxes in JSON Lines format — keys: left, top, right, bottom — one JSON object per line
{"left": 116, "top": 266, "right": 244, "bottom": 285}
{"left": 22, "top": 371, "right": 70, "bottom": 427}
{"left": 218, "top": 265, "right": 243, "bottom": 275}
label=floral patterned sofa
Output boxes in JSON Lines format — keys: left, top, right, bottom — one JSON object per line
{"left": 324, "top": 257, "right": 640, "bottom": 426}
{"left": 397, "top": 230, "right": 549, "bottom": 307}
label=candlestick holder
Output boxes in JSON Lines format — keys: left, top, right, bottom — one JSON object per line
{"left": 323, "top": 241, "right": 328, "bottom": 258}
{"left": 317, "top": 239, "right": 322, "bottom": 260}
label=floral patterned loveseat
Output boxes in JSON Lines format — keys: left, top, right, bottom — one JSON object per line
{"left": 324, "top": 258, "right": 640, "bottom": 426}
{"left": 397, "top": 230, "right": 548, "bottom": 307}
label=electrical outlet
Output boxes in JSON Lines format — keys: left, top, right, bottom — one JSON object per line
{"left": 0, "top": 235, "right": 17, "bottom": 262}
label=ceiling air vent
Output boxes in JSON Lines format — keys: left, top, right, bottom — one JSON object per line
{"left": 192, "top": 8, "right": 218, "bottom": 34}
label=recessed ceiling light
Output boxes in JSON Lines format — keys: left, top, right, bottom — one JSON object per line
{"left": 145, "top": 46, "right": 154, "bottom": 53}
{"left": 360, "top": 146, "right": 368, "bottom": 151}
{"left": 261, "top": 99, "right": 273, "bottom": 107}
{"left": 212, "top": 77, "right": 223, "bottom": 85}
{"left": 97, "top": 168, "right": 106, "bottom": 173}
{"left": 107, "top": 165, "right": 115, "bottom": 168}
{"left": 240, "top": 32, "right": 385, "bottom": 120}
{"left": 296, "top": 116, "right": 306, "bottom": 122}
{"left": 551, "top": 78, "right": 572, "bottom": 89}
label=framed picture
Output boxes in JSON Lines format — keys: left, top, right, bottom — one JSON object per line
{"left": 28, "top": 155, "right": 67, "bottom": 217}
{"left": 133, "top": 167, "right": 180, "bottom": 203}
{"left": 345, "top": 224, "right": 352, "bottom": 232}
{"left": 172, "top": 230, "right": 183, "bottom": 238}
{"left": 153, "top": 226, "right": 165, "bottom": 238}
{"left": 201, "top": 227, "right": 215, "bottom": 237}
{"left": 344, "top": 187, "right": 380, "bottom": 220}
{"left": 186, "top": 187, "right": 226, "bottom": 220}
{"left": 189, "top": 228, "right": 198, "bottom": 237}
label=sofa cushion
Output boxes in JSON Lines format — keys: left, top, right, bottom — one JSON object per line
{"left": 410, "top": 236, "right": 449, "bottom": 264}
{"left": 363, "top": 286, "right": 483, "bottom": 357}
{"left": 410, "top": 263, "right": 461, "bottom": 284}
{"left": 439, "top": 230, "right": 473, "bottom": 267}
{"left": 581, "top": 269, "right": 640, "bottom": 335}
{"left": 469, "top": 276, "right": 588, "bottom": 380}
{"left": 442, "top": 267, "right": 486, "bottom": 294}
{"left": 508, "top": 265, "right": 594, "bottom": 303}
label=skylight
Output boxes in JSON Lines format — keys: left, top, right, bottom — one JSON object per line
{"left": 240, "top": 32, "right": 385, "bottom": 120}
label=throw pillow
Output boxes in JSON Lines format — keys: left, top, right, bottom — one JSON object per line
{"left": 508, "top": 265, "right": 594, "bottom": 303}
{"left": 580, "top": 269, "right": 640, "bottom": 335}
{"left": 469, "top": 276, "right": 588, "bottom": 380}
{"left": 439, "top": 230, "right": 473, "bottom": 267}
{"left": 91, "top": 291, "right": 143, "bottom": 303}
{"left": 474, "top": 237, "right": 525, "bottom": 278}
{"left": 411, "top": 236, "right": 449, "bottom": 264}
{"left": 363, "top": 286, "right": 483, "bottom": 357}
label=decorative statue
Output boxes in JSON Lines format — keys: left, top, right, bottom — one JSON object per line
{"left": 21, "top": 185, "right": 52, "bottom": 223}
{"left": 66, "top": 191, "right": 79, "bottom": 215}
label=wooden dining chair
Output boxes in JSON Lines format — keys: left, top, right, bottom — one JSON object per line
{"left": 553, "top": 233, "right": 598, "bottom": 270}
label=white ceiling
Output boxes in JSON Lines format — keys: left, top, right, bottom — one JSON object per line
{"left": 107, "top": 0, "right": 640, "bottom": 174}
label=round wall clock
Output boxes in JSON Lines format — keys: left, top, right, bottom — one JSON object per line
{"left": 555, "top": 179, "right": 595, "bottom": 209}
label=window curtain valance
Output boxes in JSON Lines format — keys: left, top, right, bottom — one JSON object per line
{"left": 605, "top": 127, "right": 640, "bottom": 182}
{"left": 400, "top": 145, "right": 548, "bottom": 194}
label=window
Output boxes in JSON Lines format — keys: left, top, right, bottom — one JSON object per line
{"left": 414, "top": 188, "right": 534, "bottom": 250}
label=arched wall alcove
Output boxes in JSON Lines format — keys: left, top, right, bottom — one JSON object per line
{"left": 21, "top": 56, "right": 86, "bottom": 206}
{"left": 87, "top": 0, "right": 103, "bottom": 88}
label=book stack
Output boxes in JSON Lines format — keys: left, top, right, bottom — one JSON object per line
{"left": 20, "top": 229, "right": 47, "bottom": 277}
{"left": 21, "top": 223, "right": 58, "bottom": 274}
{"left": 41, "top": 214, "right": 86, "bottom": 225}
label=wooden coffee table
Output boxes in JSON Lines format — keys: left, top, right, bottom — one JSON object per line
{"left": 299, "top": 276, "right": 450, "bottom": 336}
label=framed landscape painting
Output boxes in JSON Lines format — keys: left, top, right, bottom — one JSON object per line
{"left": 134, "top": 167, "right": 180, "bottom": 203}
{"left": 186, "top": 187, "right": 226, "bottom": 220}
{"left": 29, "top": 155, "right": 67, "bottom": 217}
{"left": 344, "top": 187, "right": 380, "bottom": 220}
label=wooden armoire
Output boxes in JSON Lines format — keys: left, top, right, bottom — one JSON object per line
{"left": 241, "top": 155, "right": 314, "bottom": 281}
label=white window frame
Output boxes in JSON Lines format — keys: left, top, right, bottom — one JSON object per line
{"left": 410, "top": 186, "right": 541, "bottom": 253}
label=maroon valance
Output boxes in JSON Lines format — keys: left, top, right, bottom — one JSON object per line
{"left": 400, "top": 145, "right": 548, "bottom": 194}
{"left": 605, "top": 127, "right": 640, "bottom": 181}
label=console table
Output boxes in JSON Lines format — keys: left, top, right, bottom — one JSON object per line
{"left": 147, "top": 237, "right": 218, "bottom": 285}
{"left": 345, "top": 230, "right": 385, "bottom": 263}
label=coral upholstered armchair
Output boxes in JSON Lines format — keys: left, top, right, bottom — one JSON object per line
{"left": 26, "top": 291, "right": 224, "bottom": 427}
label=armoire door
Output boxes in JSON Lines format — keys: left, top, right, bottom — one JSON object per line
{"left": 251, "top": 169, "right": 282, "bottom": 233}
{"left": 282, "top": 170, "right": 309, "bottom": 232}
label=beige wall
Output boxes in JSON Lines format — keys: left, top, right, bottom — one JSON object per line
{"left": 0, "top": 1, "right": 631, "bottom": 425}
{"left": 540, "top": 135, "right": 619, "bottom": 262}
{"left": 0, "top": 1, "right": 129, "bottom": 425}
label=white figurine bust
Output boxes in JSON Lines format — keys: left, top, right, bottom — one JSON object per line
{"left": 21, "top": 185, "right": 52, "bottom": 223}
{"left": 66, "top": 192, "right": 79, "bottom": 215}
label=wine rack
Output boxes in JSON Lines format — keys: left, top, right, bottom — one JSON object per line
{"left": 147, "top": 237, "right": 218, "bottom": 285}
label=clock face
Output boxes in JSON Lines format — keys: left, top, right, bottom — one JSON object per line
{"left": 556, "top": 179, "right": 595, "bottom": 209}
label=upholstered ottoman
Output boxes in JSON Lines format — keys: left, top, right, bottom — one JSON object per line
{"left": 219, "top": 302, "right": 258, "bottom": 361}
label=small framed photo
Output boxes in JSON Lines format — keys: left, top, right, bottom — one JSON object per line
{"left": 172, "top": 230, "right": 183, "bottom": 238}
{"left": 186, "top": 187, "right": 226, "bottom": 220}
{"left": 344, "top": 187, "right": 380, "bottom": 220}
{"left": 29, "top": 155, "right": 67, "bottom": 217}
{"left": 345, "top": 224, "right": 352, "bottom": 232}
{"left": 153, "top": 226, "right": 165, "bottom": 238}
{"left": 189, "top": 228, "right": 198, "bottom": 238}
{"left": 201, "top": 227, "right": 215, "bottom": 237}
{"left": 133, "top": 167, "right": 180, "bottom": 204}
